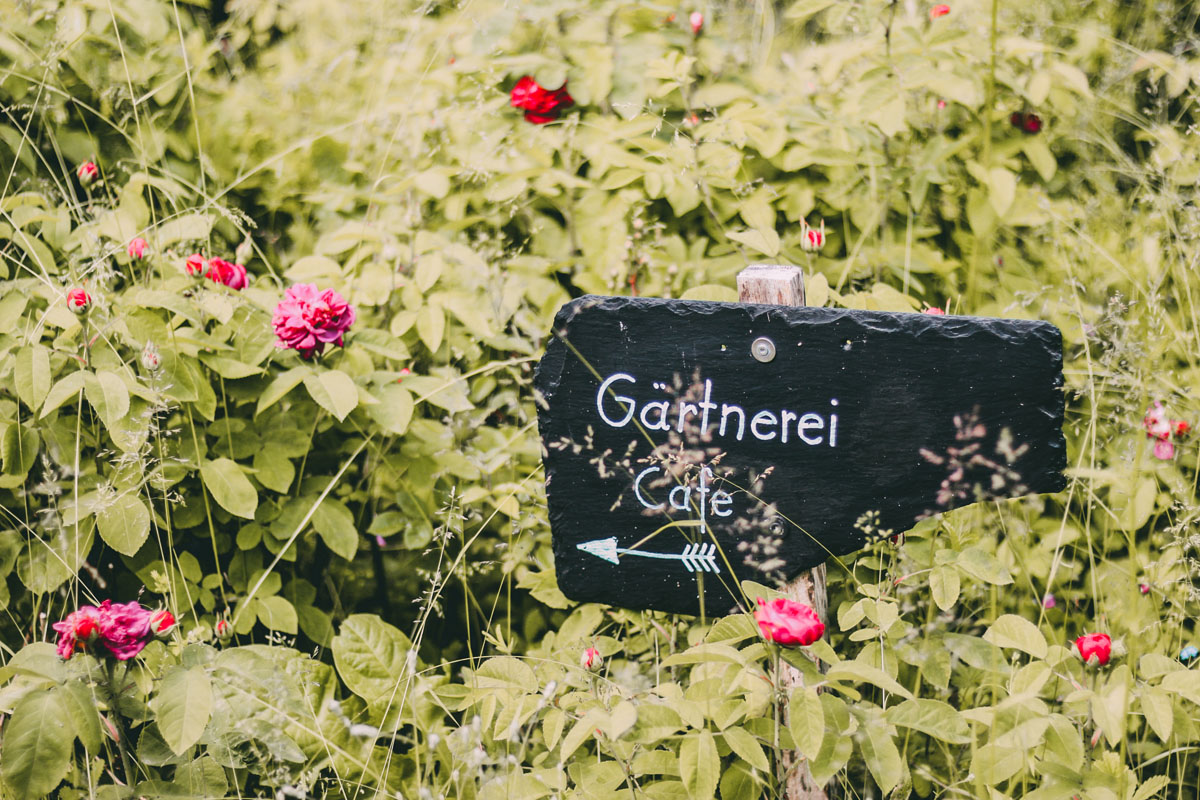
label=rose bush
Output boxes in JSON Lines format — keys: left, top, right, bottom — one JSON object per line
{"left": 0, "top": 0, "right": 1198, "bottom": 798}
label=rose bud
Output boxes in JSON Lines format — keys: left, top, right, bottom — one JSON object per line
{"left": 801, "top": 222, "right": 825, "bottom": 252}
{"left": 150, "top": 609, "right": 176, "bottom": 636}
{"left": 128, "top": 238, "right": 148, "bottom": 260}
{"left": 185, "top": 253, "right": 206, "bottom": 276}
{"left": 922, "top": 306, "right": 946, "bottom": 315}
{"left": 141, "top": 342, "right": 161, "bottom": 370}
{"left": 215, "top": 619, "right": 232, "bottom": 641}
{"left": 1174, "top": 420, "right": 1190, "bottom": 437}
{"left": 66, "top": 288, "right": 90, "bottom": 314}
{"left": 689, "top": 11, "right": 703, "bottom": 34}
{"left": 581, "top": 646, "right": 602, "bottom": 670}
{"left": 930, "top": 4, "right": 950, "bottom": 18}
{"left": 77, "top": 161, "right": 99, "bottom": 186}
{"left": 754, "top": 597, "right": 824, "bottom": 647}
{"left": 1075, "top": 632, "right": 1112, "bottom": 666}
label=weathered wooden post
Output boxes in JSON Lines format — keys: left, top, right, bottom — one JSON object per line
{"left": 737, "top": 264, "right": 827, "bottom": 800}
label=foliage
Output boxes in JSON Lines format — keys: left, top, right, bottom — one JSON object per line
{"left": 0, "top": 0, "right": 1198, "bottom": 797}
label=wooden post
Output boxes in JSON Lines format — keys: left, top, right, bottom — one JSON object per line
{"left": 737, "top": 264, "right": 829, "bottom": 800}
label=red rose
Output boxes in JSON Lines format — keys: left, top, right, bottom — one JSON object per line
{"left": 66, "top": 288, "right": 90, "bottom": 313}
{"left": 1174, "top": 420, "right": 1189, "bottom": 437}
{"left": 185, "top": 253, "right": 206, "bottom": 276}
{"left": 581, "top": 647, "right": 602, "bottom": 670}
{"left": 930, "top": 4, "right": 950, "bottom": 18}
{"left": 1011, "top": 111, "right": 1043, "bottom": 133}
{"left": 1075, "top": 632, "right": 1112, "bottom": 666}
{"left": 510, "top": 76, "right": 573, "bottom": 125}
{"left": 127, "top": 238, "right": 148, "bottom": 259}
{"left": 754, "top": 597, "right": 824, "bottom": 647}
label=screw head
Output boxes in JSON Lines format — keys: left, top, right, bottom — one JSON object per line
{"left": 751, "top": 337, "right": 776, "bottom": 363}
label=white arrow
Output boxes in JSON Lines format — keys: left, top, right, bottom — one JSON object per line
{"left": 576, "top": 537, "right": 720, "bottom": 573}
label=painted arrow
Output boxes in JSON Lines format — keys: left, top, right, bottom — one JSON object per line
{"left": 576, "top": 537, "right": 721, "bottom": 573}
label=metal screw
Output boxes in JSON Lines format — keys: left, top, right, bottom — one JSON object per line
{"left": 751, "top": 336, "right": 776, "bottom": 362}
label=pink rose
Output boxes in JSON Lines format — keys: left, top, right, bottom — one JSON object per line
{"left": 52, "top": 606, "right": 102, "bottom": 660}
{"left": 689, "top": 11, "right": 704, "bottom": 34}
{"left": 272, "top": 283, "right": 356, "bottom": 360}
{"left": 205, "top": 258, "right": 247, "bottom": 290}
{"left": 1075, "top": 632, "right": 1112, "bottom": 666}
{"left": 754, "top": 597, "right": 824, "bottom": 647}
{"left": 128, "top": 238, "right": 148, "bottom": 259}
{"left": 923, "top": 306, "right": 946, "bottom": 315}
{"left": 96, "top": 600, "right": 154, "bottom": 660}
{"left": 930, "top": 4, "right": 950, "bottom": 18}
{"left": 67, "top": 288, "right": 90, "bottom": 313}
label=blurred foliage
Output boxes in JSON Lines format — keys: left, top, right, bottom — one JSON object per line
{"left": 0, "top": 0, "right": 1198, "bottom": 797}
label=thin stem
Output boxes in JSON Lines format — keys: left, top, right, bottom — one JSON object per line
{"left": 104, "top": 660, "right": 136, "bottom": 787}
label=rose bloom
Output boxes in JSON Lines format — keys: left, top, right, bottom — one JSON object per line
{"left": 77, "top": 161, "right": 98, "bottom": 185}
{"left": 53, "top": 606, "right": 103, "bottom": 659}
{"left": 922, "top": 306, "right": 946, "bottom": 315}
{"left": 66, "top": 288, "right": 90, "bottom": 313}
{"left": 1075, "top": 632, "right": 1112, "bottom": 666}
{"left": 127, "top": 238, "right": 148, "bottom": 259}
{"left": 204, "top": 258, "right": 248, "bottom": 290}
{"left": 581, "top": 646, "right": 602, "bottom": 670}
{"left": 272, "top": 283, "right": 356, "bottom": 359}
{"left": 689, "top": 11, "right": 703, "bottom": 34}
{"left": 754, "top": 597, "right": 824, "bottom": 647}
{"left": 185, "top": 253, "right": 206, "bottom": 276}
{"left": 1010, "top": 111, "right": 1043, "bottom": 133}
{"left": 96, "top": 600, "right": 154, "bottom": 660}
{"left": 510, "top": 76, "right": 574, "bottom": 125}
{"left": 930, "top": 4, "right": 950, "bottom": 18}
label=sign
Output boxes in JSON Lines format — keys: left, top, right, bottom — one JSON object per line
{"left": 535, "top": 295, "right": 1065, "bottom": 615}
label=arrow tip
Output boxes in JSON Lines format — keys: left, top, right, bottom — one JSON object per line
{"left": 577, "top": 537, "right": 620, "bottom": 565}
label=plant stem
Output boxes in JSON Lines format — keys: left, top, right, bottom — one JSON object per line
{"left": 105, "top": 660, "right": 136, "bottom": 787}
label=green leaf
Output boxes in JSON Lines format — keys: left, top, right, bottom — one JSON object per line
{"left": 861, "top": 722, "right": 903, "bottom": 794}
{"left": 332, "top": 614, "right": 414, "bottom": 703}
{"left": 956, "top": 546, "right": 1013, "bottom": 585}
{"left": 303, "top": 369, "right": 359, "bottom": 422}
{"left": 252, "top": 443, "right": 295, "bottom": 493}
{"left": 96, "top": 493, "right": 152, "bottom": 556}
{"left": 16, "top": 519, "right": 94, "bottom": 593}
{"left": 987, "top": 166, "right": 1016, "bottom": 218}
{"left": 1023, "top": 138, "right": 1057, "bottom": 182}
{"left": 416, "top": 305, "right": 445, "bottom": 352}
{"left": 256, "top": 366, "right": 312, "bottom": 416}
{"left": 727, "top": 227, "right": 780, "bottom": 257}
{"left": 365, "top": 383, "right": 414, "bottom": 435}
{"left": 788, "top": 686, "right": 824, "bottom": 759}
{"left": 256, "top": 595, "right": 298, "bottom": 634}
{"left": 13, "top": 344, "right": 50, "bottom": 412}
{"left": 474, "top": 657, "right": 537, "bottom": 693}
{"left": 1140, "top": 688, "right": 1173, "bottom": 742}
{"left": 150, "top": 666, "right": 213, "bottom": 755}
{"left": 826, "top": 660, "right": 914, "bottom": 700}
{"left": 722, "top": 726, "right": 768, "bottom": 771}
{"left": 930, "top": 565, "right": 960, "bottom": 611}
{"left": 84, "top": 369, "right": 131, "bottom": 431}
{"left": 971, "top": 744, "right": 1024, "bottom": 784}
{"left": 883, "top": 699, "right": 970, "bottom": 744}
{"left": 983, "top": 614, "right": 1047, "bottom": 659}
{"left": 680, "top": 729, "right": 719, "bottom": 800}
{"left": 1, "top": 688, "right": 73, "bottom": 800}
{"left": 200, "top": 458, "right": 258, "bottom": 520}
{"left": 1, "top": 423, "right": 39, "bottom": 477}
{"left": 156, "top": 213, "right": 213, "bottom": 244}
{"left": 56, "top": 683, "right": 102, "bottom": 753}
{"left": 40, "top": 371, "right": 87, "bottom": 418}
{"left": 311, "top": 496, "right": 358, "bottom": 560}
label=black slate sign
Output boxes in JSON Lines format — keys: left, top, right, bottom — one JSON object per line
{"left": 535, "top": 295, "right": 1065, "bottom": 616}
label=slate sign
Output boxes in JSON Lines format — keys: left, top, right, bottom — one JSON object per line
{"left": 535, "top": 295, "right": 1065, "bottom": 616}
